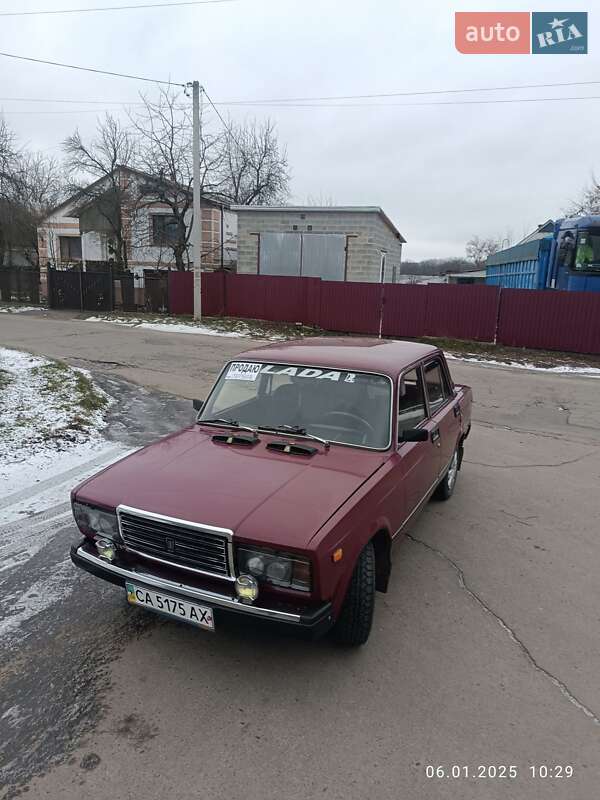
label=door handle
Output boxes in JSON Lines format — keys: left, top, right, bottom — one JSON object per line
{"left": 431, "top": 428, "right": 441, "bottom": 445}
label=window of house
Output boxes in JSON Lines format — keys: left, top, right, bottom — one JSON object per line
{"left": 152, "top": 215, "right": 179, "bottom": 247}
{"left": 424, "top": 360, "right": 451, "bottom": 414}
{"left": 398, "top": 368, "right": 427, "bottom": 429}
{"left": 59, "top": 236, "right": 82, "bottom": 262}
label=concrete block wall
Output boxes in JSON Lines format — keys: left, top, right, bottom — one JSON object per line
{"left": 236, "top": 209, "right": 403, "bottom": 282}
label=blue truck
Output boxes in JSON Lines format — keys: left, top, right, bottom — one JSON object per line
{"left": 486, "top": 216, "right": 600, "bottom": 292}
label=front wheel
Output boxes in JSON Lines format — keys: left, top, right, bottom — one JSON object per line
{"left": 434, "top": 446, "right": 460, "bottom": 501}
{"left": 332, "top": 540, "right": 375, "bottom": 646}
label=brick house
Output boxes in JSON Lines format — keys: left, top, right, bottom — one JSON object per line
{"left": 233, "top": 205, "right": 405, "bottom": 283}
{"left": 37, "top": 166, "right": 237, "bottom": 295}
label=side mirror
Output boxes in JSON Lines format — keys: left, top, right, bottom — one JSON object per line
{"left": 399, "top": 428, "right": 428, "bottom": 443}
{"left": 193, "top": 399, "right": 204, "bottom": 411}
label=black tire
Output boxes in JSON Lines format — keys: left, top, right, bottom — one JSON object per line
{"left": 332, "top": 540, "right": 376, "bottom": 646}
{"left": 434, "top": 445, "right": 460, "bottom": 501}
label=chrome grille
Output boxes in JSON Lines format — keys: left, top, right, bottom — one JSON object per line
{"left": 118, "top": 507, "right": 233, "bottom": 579}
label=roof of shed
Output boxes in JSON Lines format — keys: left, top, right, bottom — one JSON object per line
{"left": 231, "top": 205, "right": 406, "bottom": 242}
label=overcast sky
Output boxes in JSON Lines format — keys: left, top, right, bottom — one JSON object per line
{"left": 0, "top": 0, "right": 598, "bottom": 260}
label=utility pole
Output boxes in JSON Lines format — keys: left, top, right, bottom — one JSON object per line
{"left": 190, "top": 80, "right": 202, "bottom": 320}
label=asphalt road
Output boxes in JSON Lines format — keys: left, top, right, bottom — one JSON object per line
{"left": 1, "top": 311, "right": 599, "bottom": 800}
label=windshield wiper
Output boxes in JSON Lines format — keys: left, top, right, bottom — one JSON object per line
{"left": 258, "top": 424, "right": 330, "bottom": 449}
{"left": 198, "top": 417, "right": 259, "bottom": 437}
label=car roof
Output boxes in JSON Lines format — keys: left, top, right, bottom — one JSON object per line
{"left": 237, "top": 337, "right": 440, "bottom": 377}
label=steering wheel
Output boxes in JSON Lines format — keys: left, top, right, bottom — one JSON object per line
{"left": 321, "top": 411, "right": 376, "bottom": 441}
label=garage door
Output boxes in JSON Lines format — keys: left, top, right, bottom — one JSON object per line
{"left": 259, "top": 233, "right": 301, "bottom": 276}
{"left": 301, "top": 234, "right": 345, "bottom": 281}
{"left": 259, "top": 232, "right": 346, "bottom": 280}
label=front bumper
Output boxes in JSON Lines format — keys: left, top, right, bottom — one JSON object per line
{"left": 71, "top": 543, "right": 333, "bottom": 633}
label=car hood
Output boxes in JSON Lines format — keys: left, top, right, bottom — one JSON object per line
{"left": 75, "top": 426, "right": 387, "bottom": 550}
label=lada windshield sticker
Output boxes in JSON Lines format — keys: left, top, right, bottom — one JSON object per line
{"left": 259, "top": 365, "right": 355, "bottom": 382}
{"left": 226, "top": 362, "right": 262, "bottom": 381}
{"left": 227, "top": 363, "right": 361, "bottom": 382}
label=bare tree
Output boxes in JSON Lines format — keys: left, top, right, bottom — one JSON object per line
{"left": 465, "top": 235, "right": 502, "bottom": 267}
{"left": 566, "top": 173, "right": 600, "bottom": 216}
{"left": 129, "top": 90, "right": 289, "bottom": 269}
{"left": 304, "top": 193, "right": 336, "bottom": 206}
{"left": 215, "top": 118, "right": 289, "bottom": 205}
{"left": 0, "top": 119, "right": 65, "bottom": 266}
{"left": 63, "top": 114, "right": 137, "bottom": 269}
{"left": 129, "top": 88, "right": 223, "bottom": 270}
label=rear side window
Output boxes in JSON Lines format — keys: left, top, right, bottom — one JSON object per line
{"left": 424, "top": 360, "right": 450, "bottom": 413}
{"left": 398, "top": 368, "right": 427, "bottom": 428}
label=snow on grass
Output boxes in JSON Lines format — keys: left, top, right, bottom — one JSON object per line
{"left": 0, "top": 348, "right": 112, "bottom": 501}
{"left": 0, "top": 305, "right": 43, "bottom": 314}
{"left": 445, "top": 352, "right": 600, "bottom": 377}
{"left": 84, "top": 314, "right": 285, "bottom": 339}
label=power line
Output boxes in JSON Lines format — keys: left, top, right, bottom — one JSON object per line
{"left": 0, "top": 0, "right": 236, "bottom": 17}
{"left": 0, "top": 51, "right": 184, "bottom": 87}
{"left": 201, "top": 86, "right": 246, "bottom": 151}
{"left": 0, "top": 96, "right": 145, "bottom": 106}
{"left": 213, "top": 78, "right": 600, "bottom": 106}
{"left": 213, "top": 94, "right": 600, "bottom": 109}
{"left": 4, "top": 76, "right": 600, "bottom": 111}
{"left": 0, "top": 108, "right": 124, "bottom": 114}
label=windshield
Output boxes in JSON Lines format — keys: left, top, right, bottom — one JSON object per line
{"left": 573, "top": 229, "right": 600, "bottom": 273}
{"left": 200, "top": 361, "right": 392, "bottom": 449}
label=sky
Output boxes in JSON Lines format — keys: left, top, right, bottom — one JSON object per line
{"left": 0, "top": 0, "right": 598, "bottom": 260}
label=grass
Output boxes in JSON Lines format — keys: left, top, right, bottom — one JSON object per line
{"left": 30, "top": 360, "right": 108, "bottom": 436}
{"left": 81, "top": 310, "right": 314, "bottom": 340}
{"left": 0, "top": 368, "right": 13, "bottom": 391}
{"left": 418, "top": 336, "right": 600, "bottom": 370}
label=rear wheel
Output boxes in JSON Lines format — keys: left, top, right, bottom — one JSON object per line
{"left": 435, "top": 446, "right": 460, "bottom": 501}
{"left": 332, "top": 540, "right": 375, "bottom": 646}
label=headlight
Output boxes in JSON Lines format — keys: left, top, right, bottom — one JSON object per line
{"left": 73, "top": 502, "right": 119, "bottom": 541}
{"left": 236, "top": 547, "right": 311, "bottom": 592}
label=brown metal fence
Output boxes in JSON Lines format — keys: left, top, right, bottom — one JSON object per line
{"left": 168, "top": 271, "right": 600, "bottom": 355}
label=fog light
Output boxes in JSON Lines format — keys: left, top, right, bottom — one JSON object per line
{"left": 95, "top": 538, "right": 116, "bottom": 562}
{"left": 235, "top": 574, "right": 259, "bottom": 604}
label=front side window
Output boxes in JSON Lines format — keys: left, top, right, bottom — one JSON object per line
{"left": 200, "top": 362, "right": 392, "bottom": 449}
{"left": 573, "top": 230, "right": 600, "bottom": 273}
{"left": 398, "top": 368, "right": 427, "bottom": 429}
{"left": 424, "top": 361, "right": 450, "bottom": 414}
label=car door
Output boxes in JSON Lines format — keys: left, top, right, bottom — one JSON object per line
{"left": 422, "top": 358, "right": 461, "bottom": 479}
{"left": 396, "top": 365, "right": 443, "bottom": 523}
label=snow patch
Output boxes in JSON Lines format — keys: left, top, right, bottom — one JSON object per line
{"left": 445, "top": 352, "right": 600, "bottom": 378}
{"left": 83, "top": 315, "right": 283, "bottom": 339}
{"left": 0, "top": 557, "right": 74, "bottom": 641}
{"left": 0, "top": 348, "right": 112, "bottom": 505}
{"left": 0, "top": 305, "right": 43, "bottom": 314}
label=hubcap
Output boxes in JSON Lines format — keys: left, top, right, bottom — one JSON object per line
{"left": 447, "top": 451, "right": 458, "bottom": 489}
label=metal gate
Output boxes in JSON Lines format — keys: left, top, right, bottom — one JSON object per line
{"left": 301, "top": 234, "right": 345, "bottom": 281}
{"left": 259, "top": 233, "right": 302, "bottom": 276}
{"left": 259, "top": 233, "right": 346, "bottom": 281}
{"left": 143, "top": 272, "right": 169, "bottom": 313}
{"left": 48, "top": 268, "right": 113, "bottom": 311}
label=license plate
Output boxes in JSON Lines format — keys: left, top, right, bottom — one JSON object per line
{"left": 126, "top": 583, "right": 214, "bottom": 631}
